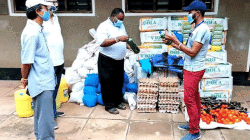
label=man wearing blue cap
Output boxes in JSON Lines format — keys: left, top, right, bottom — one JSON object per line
{"left": 164, "top": 0, "right": 211, "bottom": 140}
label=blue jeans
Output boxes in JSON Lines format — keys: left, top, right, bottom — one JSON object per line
{"left": 53, "top": 63, "right": 64, "bottom": 118}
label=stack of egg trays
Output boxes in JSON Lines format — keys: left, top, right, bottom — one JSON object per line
{"left": 158, "top": 77, "right": 180, "bottom": 114}
{"left": 137, "top": 78, "right": 159, "bottom": 113}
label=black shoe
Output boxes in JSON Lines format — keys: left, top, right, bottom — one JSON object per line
{"left": 107, "top": 108, "right": 119, "bottom": 114}
{"left": 117, "top": 104, "right": 126, "bottom": 110}
{"left": 56, "top": 112, "right": 65, "bottom": 117}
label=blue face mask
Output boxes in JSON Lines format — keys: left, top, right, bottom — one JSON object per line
{"left": 113, "top": 17, "right": 123, "bottom": 28}
{"left": 50, "top": 6, "right": 58, "bottom": 13}
{"left": 187, "top": 12, "right": 197, "bottom": 24}
{"left": 40, "top": 11, "right": 50, "bottom": 21}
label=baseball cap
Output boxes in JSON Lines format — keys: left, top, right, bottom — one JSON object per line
{"left": 25, "top": 0, "right": 53, "bottom": 9}
{"left": 183, "top": 0, "right": 207, "bottom": 12}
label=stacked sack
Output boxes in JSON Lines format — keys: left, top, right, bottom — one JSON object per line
{"left": 65, "top": 29, "right": 137, "bottom": 105}
{"left": 64, "top": 39, "right": 99, "bottom": 105}
{"left": 82, "top": 73, "right": 138, "bottom": 108}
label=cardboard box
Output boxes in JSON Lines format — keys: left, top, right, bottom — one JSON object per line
{"left": 203, "top": 63, "right": 232, "bottom": 78}
{"left": 199, "top": 90, "right": 232, "bottom": 102}
{"left": 171, "top": 20, "right": 191, "bottom": 31}
{"left": 170, "top": 17, "right": 228, "bottom": 31}
{"left": 140, "top": 31, "right": 167, "bottom": 43}
{"left": 205, "top": 50, "right": 227, "bottom": 64}
{"left": 139, "top": 18, "right": 168, "bottom": 32}
{"left": 200, "top": 77, "right": 233, "bottom": 91}
{"left": 167, "top": 46, "right": 185, "bottom": 57}
{"left": 139, "top": 43, "right": 167, "bottom": 49}
{"left": 137, "top": 44, "right": 167, "bottom": 60}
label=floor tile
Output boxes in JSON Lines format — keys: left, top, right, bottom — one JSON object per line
{"left": 127, "top": 121, "right": 173, "bottom": 140}
{"left": 0, "top": 88, "right": 16, "bottom": 97}
{"left": 0, "top": 116, "right": 34, "bottom": 137}
{"left": 90, "top": 104, "right": 131, "bottom": 120}
{"left": 0, "top": 80, "right": 20, "bottom": 88}
{"left": 1, "top": 87, "right": 20, "bottom": 98}
{"left": 130, "top": 111, "right": 172, "bottom": 122}
{"left": 0, "top": 97, "right": 16, "bottom": 115}
{"left": 221, "top": 129, "right": 250, "bottom": 140}
{"left": 173, "top": 123, "right": 188, "bottom": 140}
{"left": 77, "top": 119, "right": 128, "bottom": 140}
{"left": 0, "top": 136, "right": 30, "bottom": 140}
{"left": 200, "top": 129, "right": 223, "bottom": 140}
{"left": 172, "top": 113, "right": 186, "bottom": 123}
{"left": 55, "top": 118, "right": 87, "bottom": 139}
{"left": 0, "top": 115, "right": 9, "bottom": 124}
{"left": 57, "top": 102, "right": 95, "bottom": 118}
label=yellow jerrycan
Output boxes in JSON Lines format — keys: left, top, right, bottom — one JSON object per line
{"left": 56, "top": 91, "right": 62, "bottom": 109}
{"left": 58, "top": 78, "right": 69, "bottom": 103}
{"left": 14, "top": 89, "right": 34, "bottom": 118}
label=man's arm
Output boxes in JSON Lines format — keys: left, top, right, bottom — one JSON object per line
{"left": 164, "top": 33, "right": 203, "bottom": 58}
{"left": 100, "top": 36, "right": 129, "bottom": 47}
{"left": 21, "top": 64, "right": 31, "bottom": 88}
{"left": 175, "top": 41, "right": 203, "bottom": 58}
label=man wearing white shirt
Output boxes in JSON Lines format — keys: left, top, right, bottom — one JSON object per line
{"left": 96, "top": 8, "right": 129, "bottom": 114}
{"left": 43, "top": 0, "right": 65, "bottom": 128}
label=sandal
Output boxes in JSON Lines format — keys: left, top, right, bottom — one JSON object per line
{"left": 107, "top": 108, "right": 119, "bottom": 114}
{"left": 117, "top": 104, "right": 127, "bottom": 110}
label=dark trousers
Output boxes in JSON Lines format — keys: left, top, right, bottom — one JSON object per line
{"left": 98, "top": 53, "right": 124, "bottom": 111}
{"left": 53, "top": 63, "right": 64, "bottom": 118}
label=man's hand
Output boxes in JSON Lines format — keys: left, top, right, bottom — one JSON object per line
{"left": 117, "top": 35, "right": 129, "bottom": 42}
{"left": 20, "top": 78, "right": 28, "bottom": 89}
{"left": 165, "top": 33, "right": 178, "bottom": 43}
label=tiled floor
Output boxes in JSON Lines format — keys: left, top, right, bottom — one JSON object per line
{"left": 0, "top": 81, "right": 250, "bottom": 140}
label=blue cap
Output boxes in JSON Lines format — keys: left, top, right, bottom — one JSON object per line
{"left": 183, "top": 0, "right": 207, "bottom": 12}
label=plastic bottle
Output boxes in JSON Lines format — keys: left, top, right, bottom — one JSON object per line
{"left": 58, "top": 78, "right": 69, "bottom": 103}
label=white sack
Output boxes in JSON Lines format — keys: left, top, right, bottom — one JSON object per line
{"left": 86, "top": 43, "right": 100, "bottom": 55}
{"left": 72, "top": 81, "right": 85, "bottom": 92}
{"left": 76, "top": 48, "right": 91, "bottom": 61}
{"left": 90, "top": 64, "right": 98, "bottom": 74}
{"left": 68, "top": 90, "right": 84, "bottom": 105}
{"left": 234, "top": 120, "right": 250, "bottom": 130}
{"left": 71, "top": 59, "right": 85, "bottom": 70}
{"left": 65, "top": 68, "right": 81, "bottom": 85}
{"left": 123, "top": 92, "right": 137, "bottom": 110}
{"left": 84, "top": 58, "right": 97, "bottom": 70}
{"left": 77, "top": 67, "right": 89, "bottom": 78}
{"left": 124, "top": 59, "right": 133, "bottom": 74}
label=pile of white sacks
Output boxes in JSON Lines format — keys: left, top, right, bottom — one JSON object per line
{"left": 64, "top": 29, "right": 137, "bottom": 107}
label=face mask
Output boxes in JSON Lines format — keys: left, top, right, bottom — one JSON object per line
{"left": 113, "top": 17, "right": 123, "bottom": 28}
{"left": 50, "top": 6, "right": 58, "bottom": 13}
{"left": 187, "top": 12, "right": 197, "bottom": 24}
{"left": 39, "top": 11, "right": 50, "bottom": 21}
